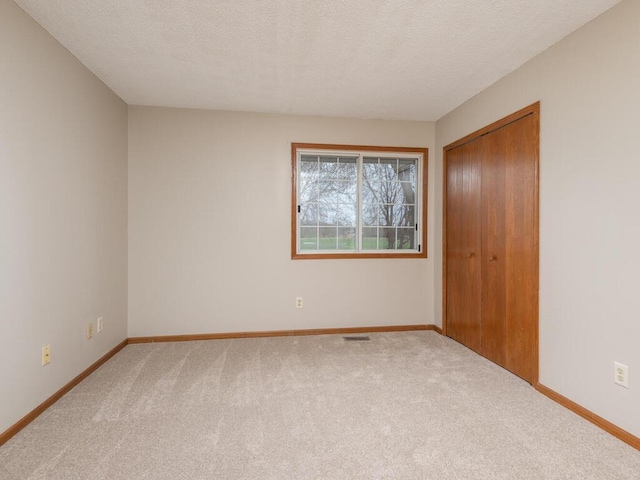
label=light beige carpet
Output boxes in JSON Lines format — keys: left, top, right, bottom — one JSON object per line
{"left": 1, "top": 331, "right": 639, "bottom": 479}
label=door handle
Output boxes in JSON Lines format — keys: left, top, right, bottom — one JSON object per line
{"left": 467, "top": 252, "right": 474, "bottom": 258}
{"left": 489, "top": 255, "right": 497, "bottom": 262}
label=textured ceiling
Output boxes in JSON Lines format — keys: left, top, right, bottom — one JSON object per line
{"left": 14, "top": 0, "right": 621, "bottom": 121}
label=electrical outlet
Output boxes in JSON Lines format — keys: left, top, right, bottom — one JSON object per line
{"left": 87, "top": 322, "right": 94, "bottom": 339}
{"left": 614, "top": 362, "right": 629, "bottom": 388}
{"left": 42, "top": 345, "right": 51, "bottom": 366}
{"left": 97, "top": 316, "right": 103, "bottom": 333}
{"left": 296, "top": 297, "right": 303, "bottom": 309}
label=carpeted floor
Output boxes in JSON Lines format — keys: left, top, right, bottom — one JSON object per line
{"left": 1, "top": 331, "right": 639, "bottom": 479}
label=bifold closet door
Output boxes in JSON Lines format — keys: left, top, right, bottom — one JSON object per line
{"left": 445, "top": 139, "right": 482, "bottom": 353}
{"left": 444, "top": 103, "right": 539, "bottom": 385}
{"left": 481, "top": 114, "right": 538, "bottom": 383}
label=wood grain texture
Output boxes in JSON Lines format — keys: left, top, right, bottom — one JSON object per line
{"left": 443, "top": 145, "right": 460, "bottom": 341}
{"left": 503, "top": 113, "right": 539, "bottom": 383}
{"left": 291, "top": 142, "right": 299, "bottom": 260}
{"left": 441, "top": 147, "right": 449, "bottom": 337}
{"left": 0, "top": 339, "right": 128, "bottom": 447}
{"left": 292, "top": 143, "right": 429, "bottom": 154}
{"left": 443, "top": 102, "right": 540, "bottom": 385}
{"left": 291, "top": 252, "right": 427, "bottom": 260}
{"left": 445, "top": 140, "right": 482, "bottom": 352}
{"left": 480, "top": 128, "right": 508, "bottom": 367}
{"left": 128, "top": 324, "right": 437, "bottom": 343}
{"left": 430, "top": 324, "right": 443, "bottom": 335}
{"left": 291, "top": 143, "right": 428, "bottom": 260}
{"left": 463, "top": 139, "right": 483, "bottom": 352}
{"left": 536, "top": 383, "right": 640, "bottom": 451}
{"left": 443, "top": 103, "right": 540, "bottom": 151}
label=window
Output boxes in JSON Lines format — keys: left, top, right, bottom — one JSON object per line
{"left": 292, "top": 143, "right": 427, "bottom": 259}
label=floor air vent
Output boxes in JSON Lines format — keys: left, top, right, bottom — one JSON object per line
{"left": 343, "top": 336, "right": 371, "bottom": 341}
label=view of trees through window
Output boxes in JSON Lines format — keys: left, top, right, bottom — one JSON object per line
{"left": 298, "top": 152, "right": 419, "bottom": 252}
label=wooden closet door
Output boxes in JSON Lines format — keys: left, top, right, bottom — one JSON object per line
{"left": 444, "top": 102, "right": 539, "bottom": 385}
{"left": 445, "top": 140, "right": 482, "bottom": 353}
{"left": 481, "top": 113, "right": 538, "bottom": 383}
{"left": 480, "top": 123, "right": 507, "bottom": 367}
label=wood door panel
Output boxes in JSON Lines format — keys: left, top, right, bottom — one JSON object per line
{"left": 502, "top": 114, "right": 538, "bottom": 383}
{"left": 444, "top": 102, "right": 539, "bottom": 386}
{"left": 480, "top": 113, "right": 538, "bottom": 383}
{"left": 480, "top": 130, "right": 507, "bottom": 367}
{"left": 445, "top": 147, "right": 464, "bottom": 342}
{"left": 462, "top": 140, "right": 482, "bottom": 352}
{"left": 445, "top": 142, "right": 481, "bottom": 352}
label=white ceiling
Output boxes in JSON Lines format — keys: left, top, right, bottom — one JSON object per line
{"left": 15, "top": 0, "right": 621, "bottom": 121}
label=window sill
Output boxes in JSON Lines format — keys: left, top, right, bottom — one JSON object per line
{"left": 292, "top": 251, "right": 427, "bottom": 260}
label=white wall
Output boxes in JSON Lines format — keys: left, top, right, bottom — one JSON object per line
{"left": 435, "top": 0, "right": 639, "bottom": 437}
{"left": 128, "top": 107, "right": 434, "bottom": 337}
{"left": 0, "top": 0, "right": 128, "bottom": 433}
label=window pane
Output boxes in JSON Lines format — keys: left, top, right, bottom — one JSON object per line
{"left": 318, "top": 204, "right": 337, "bottom": 226}
{"left": 316, "top": 179, "right": 335, "bottom": 200}
{"left": 363, "top": 158, "right": 380, "bottom": 184}
{"left": 362, "top": 227, "right": 378, "bottom": 250}
{"left": 376, "top": 204, "right": 416, "bottom": 228}
{"left": 378, "top": 227, "right": 395, "bottom": 250}
{"left": 379, "top": 182, "right": 402, "bottom": 204}
{"left": 300, "top": 204, "right": 318, "bottom": 226}
{"left": 300, "top": 184, "right": 318, "bottom": 203}
{"left": 316, "top": 180, "right": 350, "bottom": 205}
{"left": 337, "top": 227, "right": 356, "bottom": 250}
{"left": 296, "top": 147, "right": 423, "bottom": 256}
{"left": 299, "top": 157, "right": 319, "bottom": 202}
{"left": 398, "top": 182, "right": 416, "bottom": 205}
{"left": 362, "top": 178, "right": 379, "bottom": 205}
{"left": 397, "top": 227, "right": 415, "bottom": 250}
{"left": 360, "top": 156, "right": 418, "bottom": 250}
{"left": 378, "top": 204, "right": 402, "bottom": 227}
{"left": 379, "top": 158, "right": 398, "bottom": 181}
{"left": 299, "top": 154, "right": 358, "bottom": 251}
{"left": 300, "top": 227, "right": 318, "bottom": 250}
{"left": 319, "top": 226, "right": 338, "bottom": 250}
{"left": 368, "top": 226, "right": 417, "bottom": 250}
{"left": 396, "top": 205, "right": 415, "bottom": 227}
{"left": 362, "top": 204, "right": 379, "bottom": 226}
{"left": 378, "top": 182, "right": 416, "bottom": 205}
{"left": 318, "top": 202, "right": 356, "bottom": 227}
{"left": 318, "top": 156, "right": 344, "bottom": 179}
{"left": 335, "top": 182, "right": 357, "bottom": 204}
{"left": 336, "top": 203, "right": 357, "bottom": 227}
{"left": 336, "top": 158, "right": 357, "bottom": 180}
{"left": 398, "top": 159, "right": 417, "bottom": 183}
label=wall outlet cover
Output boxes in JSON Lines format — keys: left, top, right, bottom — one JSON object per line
{"left": 41, "top": 345, "right": 51, "bottom": 366}
{"left": 614, "top": 362, "right": 629, "bottom": 388}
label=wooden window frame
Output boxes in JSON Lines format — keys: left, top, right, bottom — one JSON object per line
{"left": 291, "top": 143, "right": 428, "bottom": 260}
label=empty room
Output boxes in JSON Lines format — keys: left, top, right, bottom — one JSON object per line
{"left": 1, "top": 0, "right": 639, "bottom": 478}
